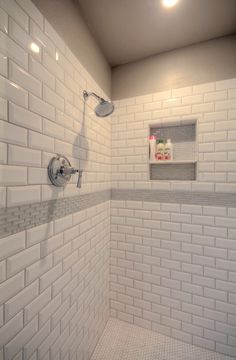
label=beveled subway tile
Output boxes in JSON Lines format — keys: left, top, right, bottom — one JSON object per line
{"left": 0, "top": 120, "right": 27, "bottom": 146}
{"left": 0, "top": 142, "right": 7, "bottom": 164}
{"left": 9, "top": 102, "right": 42, "bottom": 132}
{"left": 0, "top": 51, "right": 7, "bottom": 77}
{"left": 8, "top": 144, "right": 41, "bottom": 167}
{"left": 0, "top": 75, "right": 28, "bottom": 108}
{"left": 9, "top": 18, "right": 41, "bottom": 62}
{"left": 29, "top": 94, "right": 55, "bottom": 120}
{"left": 9, "top": 61, "right": 42, "bottom": 97}
{"left": 16, "top": 0, "right": 44, "bottom": 29}
{"left": 29, "top": 56, "right": 55, "bottom": 90}
{"left": 0, "top": 0, "right": 28, "bottom": 32}
{"left": 0, "top": 97, "right": 7, "bottom": 120}
{"left": 0, "top": 31, "right": 28, "bottom": 70}
{"left": 44, "top": 19, "right": 65, "bottom": 54}
{"left": 7, "top": 185, "right": 41, "bottom": 207}
{"left": 0, "top": 7, "right": 8, "bottom": 34}
{"left": 0, "top": 165, "right": 27, "bottom": 186}
{"left": 29, "top": 19, "right": 55, "bottom": 58}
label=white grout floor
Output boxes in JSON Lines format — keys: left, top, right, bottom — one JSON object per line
{"left": 91, "top": 318, "right": 233, "bottom": 360}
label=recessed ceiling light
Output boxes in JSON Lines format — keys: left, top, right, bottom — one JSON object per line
{"left": 162, "top": 0, "right": 178, "bottom": 8}
{"left": 30, "top": 42, "right": 40, "bottom": 53}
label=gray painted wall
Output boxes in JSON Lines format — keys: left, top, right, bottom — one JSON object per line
{"left": 112, "top": 34, "right": 236, "bottom": 100}
{"left": 33, "top": 0, "right": 111, "bottom": 96}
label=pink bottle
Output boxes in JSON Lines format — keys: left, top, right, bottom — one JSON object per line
{"left": 149, "top": 135, "right": 156, "bottom": 161}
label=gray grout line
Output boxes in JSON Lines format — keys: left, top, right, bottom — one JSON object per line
{"left": 1, "top": 188, "right": 236, "bottom": 239}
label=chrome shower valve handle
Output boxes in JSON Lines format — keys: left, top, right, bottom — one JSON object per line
{"left": 48, "top": 155, "right": 83, "bottom": 188}
{"left": 77, "top": 169, "right": 83, "bottom": 188}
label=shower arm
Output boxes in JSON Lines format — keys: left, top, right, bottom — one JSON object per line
{"left": 83, "top": 90, "right": 104, "bottom": 103}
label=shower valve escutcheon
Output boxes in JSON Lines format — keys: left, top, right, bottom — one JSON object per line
{"left": 48, "top": 155, "right": 83, "bottom": 188}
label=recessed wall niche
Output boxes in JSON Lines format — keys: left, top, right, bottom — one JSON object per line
{"left": 149, "top": 119, "right": 197, "bottom": 181}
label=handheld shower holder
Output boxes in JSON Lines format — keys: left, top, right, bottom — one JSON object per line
{"left": 48, "top": 155, "right": 83, "bottom": 188}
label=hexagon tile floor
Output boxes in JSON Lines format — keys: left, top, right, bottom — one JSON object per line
{"left": 91, "top": 318, "right": 234, "bottom": 360}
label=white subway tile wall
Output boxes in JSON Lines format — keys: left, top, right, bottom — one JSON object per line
{"left": 111, "top": 79, "right": 236, "bottom": 192}
{"left": 110, "top": 199, "right": 236, "bottom": 357}
{"left": 1, "top": 0, "right": 236, "bottom": 358}
{"left": 0, "top": 0, "right": 111, "bottom": 359}
{"left": 0, "top": 201, "right": 110, "bottom": 359}
{"left": 110, "top": 74, "right": 236, "bottom": 357}
{"left": 0, "top": 0, "right": 111, "bottom": 208}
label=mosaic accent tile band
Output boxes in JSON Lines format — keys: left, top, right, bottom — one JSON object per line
{"left": 2, "top": 188, "right": 236, "bottom": 238}
{"left": 112, "top": 189, "right": 236, "bottom": 208}
{"left": 0, "top": 190, "right": 111, "bottom": 239}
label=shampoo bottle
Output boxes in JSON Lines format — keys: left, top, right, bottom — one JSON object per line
{"left": 156, "top": 140, "right": 165, "bottom": 160}
{"left": 165, "top": 139, "right": 173, "bottom": 160}
{"left": 149, "top": 135, "right": 156, "bottom": 161}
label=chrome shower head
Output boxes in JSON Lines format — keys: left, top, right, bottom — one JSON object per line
{"left": 83, "top": 90, "right": 114, "bottom": 117}
{"left": 95, "top": 99, "right": 114, "bottom": 117}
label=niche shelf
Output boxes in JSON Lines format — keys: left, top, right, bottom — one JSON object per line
{"left": 149, "top": 160, "right": 197, "bottom": 165}
{"left": 149, "top": 120, "right": 197, "bottom": 181}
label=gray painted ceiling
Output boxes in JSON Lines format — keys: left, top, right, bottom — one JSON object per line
{"left": 77, "top": 0, "right": 236, "bottom": 66}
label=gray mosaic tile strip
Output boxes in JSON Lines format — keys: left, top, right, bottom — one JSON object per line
{"left": 151, "top": 163, "right": 196, "bottom": 181}
{"left": 0, "top": 190, "right": 111, "bottom": 239}
{"left": 2, "top": 188, "right": 236, "bottom": 239}
{"left": 112, "top": 189, "right": 236, "bottom": 207}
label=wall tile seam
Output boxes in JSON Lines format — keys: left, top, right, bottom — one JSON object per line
{"left": 113, "top": 79, "right": 236, "bottom": 108}
{"left": 111, "top": 189, "right": 236, "bottom": 207}
{"left": 1, "top": 116, "right": 111, "bottom": 155}
{"left": 109, "top": 271, "right": 229, "bottom": 286}
{"left": 110, "top": 317, "right": 204, "bottom": 334}
{"left": 111, "top": 300, "right": 234, "bottom": 332}
{"left": 109, "top": 299, "right": 235, "bottom": 318}
{"left": 2, "top": 78, "right": 73, "bottom": 124}
{"left": 1, "top": 110, "right": 111, "bottom": 141}
{"left": 109, "top": 264, "right": 233, "bottom": 282}
{"left": 113, "top": 183, "right": 236, "bottom": 193}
